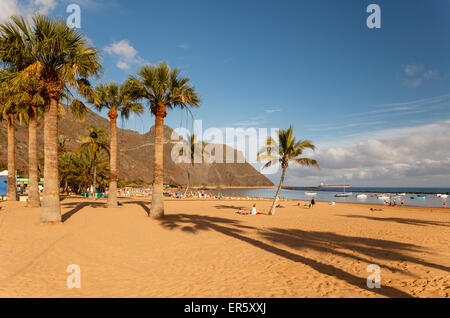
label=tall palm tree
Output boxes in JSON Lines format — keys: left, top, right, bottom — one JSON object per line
{"left": 126, "top": 63, "right": 200, "bottom": 218}
{"left": 0, "top": 74, "right": 27, "bottom": 201}
{"left": 79, "top": 126, "right": 109, "bottom": 200}
{"left": 0, "top": 15, "right": 102, "bottom": 223}
{"left": 91, "top": 82, "right": 144, "bottom": 207}
{"left": 0, "top": 16, "right": 44, "bottom": 208}
{"left": 178, "top": 133, "right": 209, "bottom": 196}
{"left": 257, "top": 126, "right": 320, "bottom": 215}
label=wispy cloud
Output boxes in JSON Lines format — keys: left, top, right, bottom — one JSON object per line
{"left": 178, "top": 43, "right": 190, "bottom": 50}
{"left": 342, "top": 93, "right": 450, "bottom": 120}
{"left": 104, "top": 40, "right": 146, "bottom": 70}
{"left": 402, "top": 63, "right": 439, "bottom": 88}
{"left": 231, "top": 107, "right": 282, "bottom": 127}
{"left": 265, "top": 108, "right": 281, "bottom": 113}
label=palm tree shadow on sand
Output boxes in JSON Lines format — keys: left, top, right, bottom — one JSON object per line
{"left": 157, "top": 213, "right": 450, "bottom": 298}
{"left": 61, "top": 202, "right": 106, "bottom": 222}
{"left": 338, "top": 214, "right": 450, "bottom": 227}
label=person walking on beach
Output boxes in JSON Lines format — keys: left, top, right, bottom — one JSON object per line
{"left": 251, "top": 204, "right": 257, "bottom": 215}
{"left": 444, "top": 202, "right": 447, "bottom": 209}
{"left": 309, "top": 198, "right": 316, "bottom": 208}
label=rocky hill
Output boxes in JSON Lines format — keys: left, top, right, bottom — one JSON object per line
{"left": 0, "top": 109, "right": 274, "bottom": 187}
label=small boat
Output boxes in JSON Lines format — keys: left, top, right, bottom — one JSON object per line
{"left": 377, "top": 195, "right": 390, "bottom": 200}
{"left": 356, "top": 194, "right": 368, "bottom": 199}
{"left": 305, "top": 192, "right": 317, "bottom": 196}
{"left": 440, "top": 194, "right": 448, "bottom": 199}
{"left": 398, "top": 193, "right": 406, "bottom": 196}
{"left": 334, "top": 181, "right": 351, "bottom": 198}
{"left": 335, "top": 193, "right": 352, "bottom": 197}
{"left": 411, "top": 196, "right": 426, "bottom": 200}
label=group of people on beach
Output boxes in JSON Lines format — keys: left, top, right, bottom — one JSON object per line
{"left": 297, "top": 198, "right": 317, "bottom": 208}
{"left": 383, "top": 199, "right": 405, "bottom": 207}
{"left": 167, "top": 190, "right": 224, "bottom": 200}
{"left": 235, "top": 204, "right": 262, "bottom": 215}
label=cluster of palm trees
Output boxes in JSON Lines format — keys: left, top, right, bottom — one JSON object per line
{"left": 0, "top": 14, "right": 200, "bottom": 222}
{"left": 59, "top": 127, "right": 110, "bottom": 195}
{"left": 1, "top": 13, "right": 320, "bottom": 221}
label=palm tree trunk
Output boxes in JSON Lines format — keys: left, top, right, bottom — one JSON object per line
{"left": 184, "top": 168, "right": 191, "bottom": 197}
{"left": 7, "top": 114, "right": 17, "bottom": 201}
{"left": 41, "top": 98, "right": 61, "bottom": 223}
{"left": 28, "top": 106, "right": 40, "bottom": 207}
{"left": 269, "top": 167, "right": 287, "bottom": 215}
{"left": 92, "top": 158, "right": 97, "bottom": 201}
{"left": 150, "top": 105, "right": 167, "bottom": 218}
{"left": 107, "top": 110, "right": 118, "bottom": 207}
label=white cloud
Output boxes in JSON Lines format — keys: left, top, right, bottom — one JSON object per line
{"left": 0, "top": 0, "right": 57, "bottom": 23}
{"left": 282, "top": 120, "right": 450, "bottom": 187}
{"left": 104, "top": 40, "right": 146, "bottom": 70}
{"left": 402, "top": 63, "right": 439, "bottom": 88}
{"left": 404, "top": 64, "right": 422, "bottom": 77}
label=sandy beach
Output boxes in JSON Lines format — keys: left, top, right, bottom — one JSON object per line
{"left": 0, "top": 198, "right": 449, "bottom": 298}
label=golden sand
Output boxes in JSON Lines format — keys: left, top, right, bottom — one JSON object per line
{"left": 0, "top": 198, "right": 449, "bottom": 298}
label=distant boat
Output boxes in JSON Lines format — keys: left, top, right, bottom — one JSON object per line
{"left": 335, "top": 193, "right": 352, "bottom": 197}
{"left": 356, "top": 194, "right": 368, "bottom": 199}
{"left": 377, "top": 195, "right": 390, "bottom": 200}
{"left": 398, "top": 193, "right": 406, "bottom": 196}
{"left": 305, "top": 192, "right": 317, "bottom": 196}
{"left": 334, "top": 181, "right": 351, "bottom": 198}
{"left": 411, "top": 195, "right": 426, "bottom": 200}
{"left": 319, "top": 183, "right": 351, "bottom": 188}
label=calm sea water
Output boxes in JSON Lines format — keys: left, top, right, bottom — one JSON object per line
{"left": 206, "top": 187, "right": 450, "bottom": 208}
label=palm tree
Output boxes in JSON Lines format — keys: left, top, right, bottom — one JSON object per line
{"left": 0, "top": 15, "right": 102, "bottom": 223}
{"left": 0, "top": 74, "right": 27, "bottom": 201}
{"left": 257, "top": 126, "right": 320, "bottom": 215}
{"left": 126, "top": 63, "right": 200, "bottom": 218}
{"left": 0, "top": 18, "right": 44, "bottom": 207}
{"left": 78, "top": 126, "right": 109, "bottom": 200}
{"left": 59, "top": 149, "right": 109, "bottom": 195}
{"left": 178, "top": 133, "right": 209, "bottom": 196}
{"left": 91, "top": 82, "right": 144, "bottom": 207}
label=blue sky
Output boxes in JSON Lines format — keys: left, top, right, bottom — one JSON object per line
{"left": 2, "top": 0, "right": 450, "bottom": 186}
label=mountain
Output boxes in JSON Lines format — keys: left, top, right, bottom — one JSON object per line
{"left": 0, "top": 109, "right": 274, "bottom": 187}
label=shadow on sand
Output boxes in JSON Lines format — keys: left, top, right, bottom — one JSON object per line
{"left": 61, "top": 201, "right": 106, "bottom": 222}
{"left": 214, "top": 205, "right": 246, "bottom": 210}
{"left": 338, "top": 214, "right": 450, "bottom": 227}
{"left": 59, "top": 200, "right": 449, "bottom": 298}
{"left": 154, "top": 212, "right": 450, "bottom": 298}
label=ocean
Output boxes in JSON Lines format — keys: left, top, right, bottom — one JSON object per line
{"left": 205, "top": 187, "right": 450, "bottom": 208}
